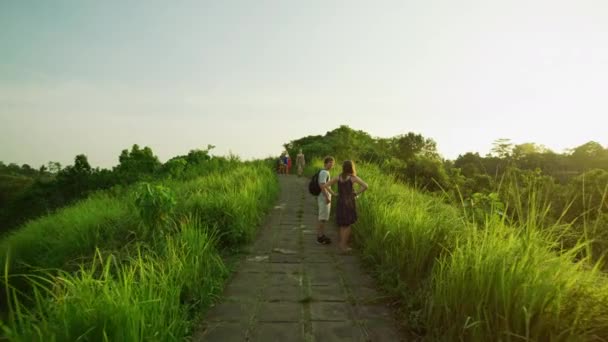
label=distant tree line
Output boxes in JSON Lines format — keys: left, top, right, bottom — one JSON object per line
{"left": 0, "top": 144, "right": 219, "bottom": 234}
{"left": 285, "top": 125, "right": 608, "bottom": 227}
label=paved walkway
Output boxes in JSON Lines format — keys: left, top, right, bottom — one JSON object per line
{"left": 194, "top": 175, "right": 402, "bottom": 341}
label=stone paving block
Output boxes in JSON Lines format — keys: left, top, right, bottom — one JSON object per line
{"left": 230, "top": 271, "right": 267, "bottom": 285}
{"left": 257, "top": 302, "right": 302, "bottom": 322}
{"left": 199, "top": 322, "right": 248, "bottom": 341}
{"left": 274, "top": 230, "right": 300, "bottom": 239}
{"left": 311, "top": 321, "right": 366, "bottom": 342}
{"left": 304, "top": 253, "right": 334, "bottom": 263}
{"left": 348, "top": 285, "right": 384, "bottom": 303}
{"left": 222, "top": 282, "right": 262, "bottom": 300}
{"left": 270, "top": 254, "right": 302, "bottom": 263}
{"left": 273, "top": 242, "right": 301, "bottom": 252}
{"left": 341, "top": 272, "right": 376, "bottom": 288}
{"left": 238, "top": 261, "right": 268, "bottom": 273}
{"left": 310, "top": 285, "right": 347, "bottom": 302}
{"left": 306, "top": 267, "right": 342, "bottom": 286}
{"left": 268, "top": 272, "right": 304, "bottom": 287}
{"left": 205, "top": 302, "right": 256, "bottom": 322}
{"left": 301, "top": 230, "right": 319, "bottom": 237}
{"left": 355, "top": 304, "right": 393, "bottom": 320}
{"left": 335, "top": 255, "right": 360, "bottom": 267}
{"left": 268, "top": 263, "right": 302, "bottom": 274}
{"left": 250, "top": 322, "right": 305, "bottom": 342}
{"left": 262, "top": 285, "right": 304, "bottom": 302}
{"left": 310, "top": 302, "right": 353, "bottom": 321}
{"left": 247, "top": 243, "right": 274, "bottom": 254}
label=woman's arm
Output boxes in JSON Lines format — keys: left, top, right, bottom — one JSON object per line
{"left": 351, "top": 176, "right": 368, "bottom": 195}
{"left": 321, "top": 176, "right": 338, "bottom": 196}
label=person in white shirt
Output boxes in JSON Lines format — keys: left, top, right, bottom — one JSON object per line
{"left": 316, "top": 156, "right": 335, "bottom": 245}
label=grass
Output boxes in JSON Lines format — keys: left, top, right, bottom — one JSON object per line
{"left": 347, "top": 163, "right": 608, "bottom": 341}
{"left": 0, "top": 161, "right": 278, "bottom": 340}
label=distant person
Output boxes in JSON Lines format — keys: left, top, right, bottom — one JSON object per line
{"left": 282, "top": 153, "right": 289, "bottom": 175}
{"left": 278, "top": 154, "right": 286, "bottom": 174}
{"left": 296, "top": 149, "right": 306, "bottom": 177}
{"left": 322, "top": 160, "right": 368, "bottom": 252}
{"left": 316, "top": 156, "right": 335, "bottom": 245}
{"left": 286, "top": 153, "right": 292, "bottom": 174}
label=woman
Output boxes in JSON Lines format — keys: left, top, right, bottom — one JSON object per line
{"left": 296, "top": 149, "right": 306, "bottom": 177}
{"left": 321, "top": 160, "right": 368, "bottom": 252}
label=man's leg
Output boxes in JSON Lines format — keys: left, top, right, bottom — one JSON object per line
{"left": 317, "top": 219, "right": 326, "bottom": 237}
{"left": 316, "top": 197, "right": 331, "bottom": 244}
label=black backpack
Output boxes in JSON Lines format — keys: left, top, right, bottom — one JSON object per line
{"left": 308, "top": 170, "right": 322, "bottom": 196}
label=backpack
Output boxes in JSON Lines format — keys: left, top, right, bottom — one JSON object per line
{"left": 308, "top": 170, "right": 322, "bottom": 196}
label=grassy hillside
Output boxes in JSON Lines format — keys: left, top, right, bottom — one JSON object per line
{"left": 0, "top": 161, "right": 278, "bottom": 341}
{"left": 305, "top": 160, "right": 608, "bottom": 341}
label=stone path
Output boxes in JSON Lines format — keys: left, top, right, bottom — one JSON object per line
{"left": 194, "top": 175, "right": 403, "bottom": 341}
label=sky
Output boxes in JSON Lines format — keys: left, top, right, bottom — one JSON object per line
{"left": 1, "top": 0, "right": 607, "bottom": 168}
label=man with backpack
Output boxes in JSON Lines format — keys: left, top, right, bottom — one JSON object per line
{"left": 309, "top": 156, "right": 335, "bottom": 245}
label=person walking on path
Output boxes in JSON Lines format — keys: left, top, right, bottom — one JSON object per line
{"left": 322, "top": 160, "right": 368, "bottom": 252}
{"left": 296, "top": 149, "right": 306, "bottom": 177}
{"left": 286, "top": 154, "right": 292, "bottom": 174}
{"left": 316, "top": 156, "right": 335, "bottom": 245}
{"left": 281, "top": 153, "right": 289, "bottom": 175}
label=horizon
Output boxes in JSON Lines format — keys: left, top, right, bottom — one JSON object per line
{"left": 0, "top": 124, "right": 602, "bottom": 169}
{"left": 2, "top": 1, "right": 607, "bottom": 168}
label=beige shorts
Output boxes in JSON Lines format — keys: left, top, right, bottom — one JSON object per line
{"left": 317, "top": 194, "right": 331, "bottom": 221}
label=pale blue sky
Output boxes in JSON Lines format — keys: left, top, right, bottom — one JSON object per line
{"left": 1, "top": 0, "right": 607, "bottom": 167}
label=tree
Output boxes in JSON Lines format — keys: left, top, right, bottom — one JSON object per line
{"left": 392, "top": 132, "right": 439, "bottom": 162}
{"left": 73, "top": 154, "right": 92, "bottom": 174}
{"left": 454, "top": 152, "right": 485, "bottom": 177}
{"left": 512, "top": 143, "right": 551, "bottom": 159}
{"left": 491, "top": 138, "right": 513, "bottom": 159}
{"left": 404, "top": 156, "right": 450, "bottom": 191}
{"left": 569, "top": 141, "right": 608, "bottom": 171}
{"left": 47, "top": 161, "right": 62, "bottom": 174}
{"left": 56, "top": 154, "right": 94, "bottom": 198}
{"left": 114, "top": 145, "right": 161, "bottom": 184}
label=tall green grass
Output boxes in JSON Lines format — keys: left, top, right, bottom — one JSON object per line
{"left": 2, "top": 221, "right": 226, "bottom": 341}
{"left": 0, "top": 162, "right": 278, "bottom": 340}
{"left": 0, "top": 193, "right": 139, "bottom": 274}
{"left": 351, "top": 164, "right": 608, "bottom": 341}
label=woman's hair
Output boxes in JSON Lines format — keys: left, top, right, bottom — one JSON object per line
{"left": 341, "top": 160, "right": 356, "bottom": 178}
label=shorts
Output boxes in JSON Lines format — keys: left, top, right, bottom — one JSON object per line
{"left": 317, "top": 194, "right": 331, "bottom": 221}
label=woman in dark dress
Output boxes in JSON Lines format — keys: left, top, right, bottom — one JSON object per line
{"left": 321, "top": 160, "right": 368, "bottom": 252}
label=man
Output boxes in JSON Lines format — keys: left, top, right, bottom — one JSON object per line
{"left": 317, "top": 156, "right": 335, "bottom": 245}
{"left": 296, "top": 149, "right": 306, "bottom": 177}
{"left": 282, "top": 153, "right": 289, "bottom": 175}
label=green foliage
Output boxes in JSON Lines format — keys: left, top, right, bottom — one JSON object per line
{"left": 463, "top": 192, "right": 505, "bottom": 226}
{"left": 0, "top": 175, "right": 33, "bottom": 209}
{"left": 403, "top": 156, "right": 450, "bottom": 191}
{"left": 285, "top": 125, "right": 445, "bottom": 191}
{"left": 491, "top": 138, "right": 514, "bottom": 159}
{"left": 0, "top": 193, "right": 139, "bottom": 274}
{"left": 0, "top": 162, "right": 278, "bottom": 340}
{"left": 353, "top": 163, "right": 608, "bottom": 340}
{"left": 135, "top": 183, "right": 177, "bottom": 232}
{"left": 2, "top": 222, "right": 227, "bottom": 341}
{"left": 162, "top": 157, "right": 188, "bottom": 179}
{"left": 565, "top": 169, "right": 608, "bottom": 222}
{"left": 0, "top": 145, "right": 225, "bottom": 235}
{"left": 114, "top": 144, "right": 162, "bottom": 184}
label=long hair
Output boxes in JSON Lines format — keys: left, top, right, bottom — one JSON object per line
{"left": 341, "top": 160, "right": 356, "bottom": 178}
